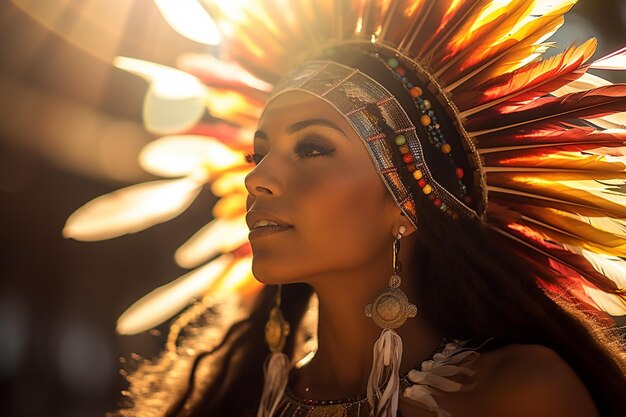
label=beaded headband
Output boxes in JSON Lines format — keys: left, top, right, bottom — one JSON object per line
{"left": 266, "top": 45, "right": 486, "bottom": 228}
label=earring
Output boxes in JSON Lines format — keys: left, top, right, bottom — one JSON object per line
{"left": 257, "top": 285, "right": 291, "bottom": 417}
{"left": 365, "top": 225, "right": 417, "bottom": 417}
{"left": 365, "top": 225, "right": 418, "bottom": 329}
{"left": 266, "top": 284, "right": 291, "bottom": 353}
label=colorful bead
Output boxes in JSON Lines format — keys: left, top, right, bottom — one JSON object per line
{"left": 409, "top": 87, "right": 422, "bottom": 98}
{"left": 382, "top": 53, "right": 468, "bottom": 221}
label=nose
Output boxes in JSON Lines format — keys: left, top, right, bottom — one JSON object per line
{"left": 244, "top": 158, "right": 283, "bottom": 200}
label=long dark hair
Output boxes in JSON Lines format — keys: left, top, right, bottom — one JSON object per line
{"left": 110, "top": 191, "right": 626, "bottom": 417}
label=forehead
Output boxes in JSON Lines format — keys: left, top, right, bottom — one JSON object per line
{"left": 258, "top": 90, "right": 353, "bottom": 133}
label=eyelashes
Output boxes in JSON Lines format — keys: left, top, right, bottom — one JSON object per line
{"left": 244, "top": 152, "right": 263, "bottom": 165}
{"left": 244, "top": 139, "right": 334, "bottom": 166}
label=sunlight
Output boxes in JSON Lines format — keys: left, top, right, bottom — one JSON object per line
{"left": 11, "top": 0, "right": 134, "bottom": 63}
{"left": 153, "top": 0, "right": 221, "bottom": 45}
{"left": 114, "top": 57, "right": 208, "bottom": 133}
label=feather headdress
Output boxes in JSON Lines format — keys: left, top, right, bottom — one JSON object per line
{"left": 64, "top": 0, "right": 626, "bottom": 409}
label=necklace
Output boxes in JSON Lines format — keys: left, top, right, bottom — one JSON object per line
{"left": 279, "top": 386, "right": 370, "bottom": 417}
{"left": 273, "top": 338, "right": 453, "bottom": 417}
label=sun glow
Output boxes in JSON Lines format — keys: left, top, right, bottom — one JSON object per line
{"left": 154, "top": 0, "right": 221, "bottom": 45}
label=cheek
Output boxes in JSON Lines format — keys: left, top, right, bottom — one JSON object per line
{"left": 296, "top": 164, "right": 390, "bottom": 260}
{"left": 248, "top": 157, "right": 393, "bottom": 284}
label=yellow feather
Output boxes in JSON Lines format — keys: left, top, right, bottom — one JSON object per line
{"left": 483, "top": 150, "right": 626, "bottom": 172}
{"left": 488, "top": 173, "right": 626, "bottom": 218}
{"left": 434, "top": 0, "right": 536, "bottom": 75}
{"left": 511, "top": 206, "right": 626, "bottom": 256}
{"left": 447, "top": 12, "right": 567, "bottom": 91}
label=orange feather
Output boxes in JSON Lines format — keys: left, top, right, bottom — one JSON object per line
{"left": 457, "top": 39, "right": 596, "bottom": 115}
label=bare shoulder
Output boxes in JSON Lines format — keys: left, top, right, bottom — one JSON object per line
{"left": 477, "top": 343, "right": 599, "bottom": 417}
{"left": 398, "top": 343, "right": 600, "bottom": 417}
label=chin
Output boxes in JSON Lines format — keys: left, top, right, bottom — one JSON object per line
{"left": 250, "top": 258, "right": 299, "bottom": 285}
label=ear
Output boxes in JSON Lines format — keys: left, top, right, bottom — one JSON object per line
{"left": 382, "top": 193, "right": 418, "bottom": 238}
{"left": 393, "top": 210, "right": 417, "bottom": 237}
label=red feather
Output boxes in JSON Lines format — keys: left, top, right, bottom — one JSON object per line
{"left": 468, "top": 84, "right": 626, "bottom": 135}
{"left": 477, "top": 126, "right": 626, "bottom": 149}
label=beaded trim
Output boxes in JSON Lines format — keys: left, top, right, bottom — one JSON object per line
{"left": 367, "top": 42, "right": 487, "bottom": 220}
{"left": 375, "top": 53, "right": 472, "bottom": 209}
{"left": 275, "top": 387, "right": 370, "bottom": 417}
{"left": 284, "top": 386, "right": 369, "bottom": 406}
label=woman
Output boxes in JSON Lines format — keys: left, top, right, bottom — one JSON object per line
{"left": 241, "top": 87, "right": 614, "bottom": 417}
{"left": 75, "top": 1, "right": 626, "bottom": 417}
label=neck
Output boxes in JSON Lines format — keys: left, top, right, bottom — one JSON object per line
{"left": 289, "top": 237, "right": 443, "bottom": 400}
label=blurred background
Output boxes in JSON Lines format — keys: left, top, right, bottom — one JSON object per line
{"left": 0, "top": 1, "right": 624, "bottom": 416}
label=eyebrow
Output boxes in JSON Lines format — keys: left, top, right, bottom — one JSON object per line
{"left": 288, "top": 119, "right": 347, "bottom": 136}
{"left": 254, "top": 118, "right": 349, "bottom": 140}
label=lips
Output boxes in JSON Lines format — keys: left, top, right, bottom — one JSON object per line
{"left": 248, "top": 223, "right": 292, "bottom": 240}
{"left": 246, "top": 210, "right": 292, "bottom": 241}
{"left": 246, "top": 210, "right": 292, "bottom": 231}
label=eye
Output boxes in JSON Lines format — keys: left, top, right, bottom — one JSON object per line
{"left": 294, "top": 139, "right": 334, "bottom": 159}
{"left": 244, "top": 138, "right": 335, "bottom": 166}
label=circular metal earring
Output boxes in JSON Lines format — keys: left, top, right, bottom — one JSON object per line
{"left": 365, "top": 226, "right": 418, "bottom": 329}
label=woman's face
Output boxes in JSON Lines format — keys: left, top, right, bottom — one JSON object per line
{"left": 245, "top": 91, "right": 398, "bottom": 285}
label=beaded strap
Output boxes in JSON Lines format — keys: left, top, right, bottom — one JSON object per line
{"left": 375, "top": 53, "right": 472, "bottom": 209}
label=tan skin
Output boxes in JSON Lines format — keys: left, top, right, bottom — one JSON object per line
{"left": 244, "top": 91, "right": 599, "bottom": 417}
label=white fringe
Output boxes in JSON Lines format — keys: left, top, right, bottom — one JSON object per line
{"left": 402, "top": 339, "right": 491, "bottom": 417}
{"left": 256, "top": 352, "right": 291, "bottom": 417}
{"left": 367, "top": 328, "right": 403, "bottom": 417}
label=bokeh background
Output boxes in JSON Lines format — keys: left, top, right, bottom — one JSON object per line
{"left": 0, "top": 1, "right": 624, "bottom": 416}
